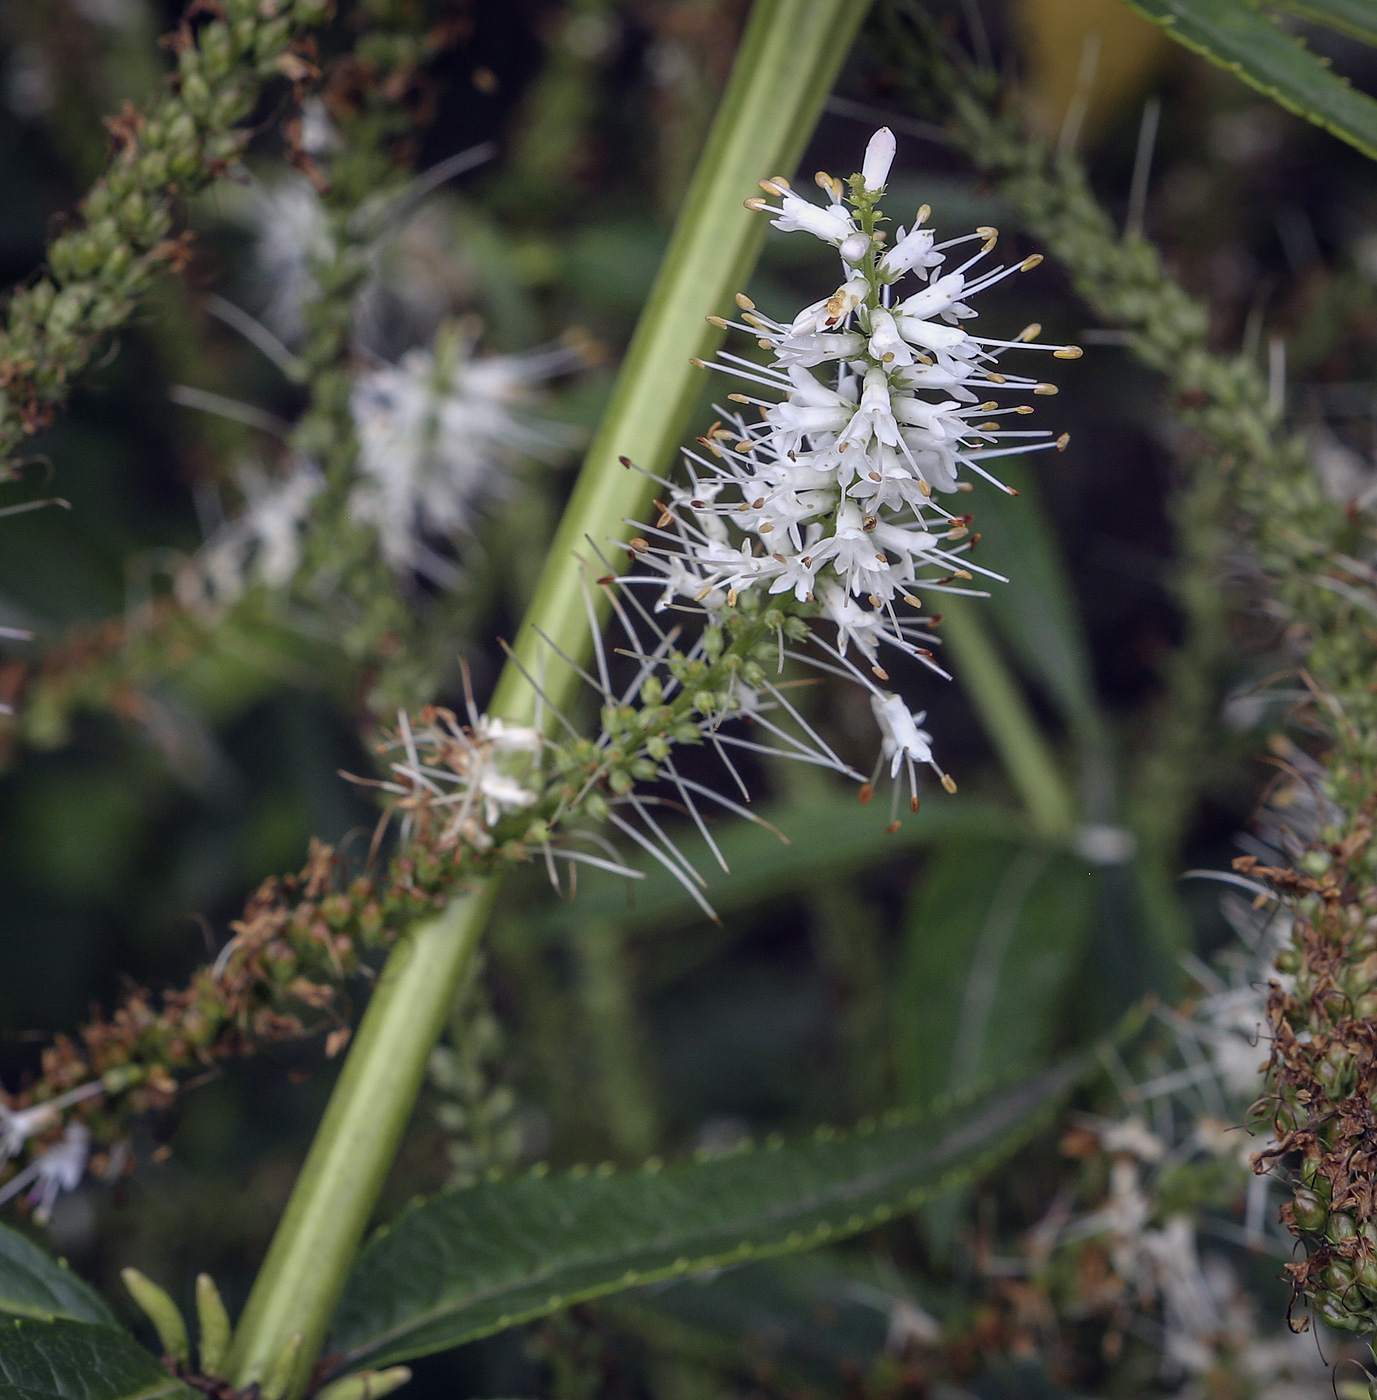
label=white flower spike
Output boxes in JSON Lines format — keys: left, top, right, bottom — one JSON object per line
{"left": 625, "top": 128, "right": 1077, "bottom": 814}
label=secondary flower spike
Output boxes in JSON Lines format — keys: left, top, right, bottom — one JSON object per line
{"left": 624, "top": 128, "right": 1076, "bottom": 808}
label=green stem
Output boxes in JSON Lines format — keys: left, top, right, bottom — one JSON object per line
{"left": 226, "top": 883, "right": 496, "bottom": 1392}
{"left": 940, "top": 596, "right": 1076, "bottom": 842}
{"left": 226, "top": 0, "right": 873, "bottom": 1389}
{"left": 489, "top": 0, "right": 874, "bottom": 726}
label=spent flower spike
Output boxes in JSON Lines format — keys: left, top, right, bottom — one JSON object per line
{"left": 625, "top": 128, "right": 1076, "bottom": 805}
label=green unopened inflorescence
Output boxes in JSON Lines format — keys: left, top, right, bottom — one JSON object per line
{"left": 0, "top": 0, "right": 332, "bottom": 475}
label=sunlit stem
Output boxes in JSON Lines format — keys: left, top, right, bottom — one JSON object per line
{"left": 940, "top": 596, "right": 1076, "bottom": 842}
{"left": 490, "top": 0, "right": 874, "bottom": 729}
{"left": 226, "top": 885, "right": 496, "bottom": 1393}
{"left": 225, "top": 0, "right": 873, "bottom": 1392}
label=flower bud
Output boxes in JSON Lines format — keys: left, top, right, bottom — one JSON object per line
{"left": 861, "top": 127, "right": 895, "bottom": 193}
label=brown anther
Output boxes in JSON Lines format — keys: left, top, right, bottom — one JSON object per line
{"left": 706, "top": 315, "right": 729, "bottom": 329}
{"left": 629, "top": 538, "right": 650, "bottom": 554}
{"left": 941, "top": 774, "right": 958, "bottom": 794}
{"left": 869, "top": 471, "right": 882, "bottom": 482}
{"left": 862, "top": 515, "right": 878, "bottom": 531}
{"left": 885, "top": 820, "right": 901, "bottom": 834}
{"left": 871, "top": 665, "right": 890, "bottom": 681}
{"left": 858, "top": 783, "right": 874, "bottom": 805}
{"left": 911, "top": 795, "right": 920, "bottom": 813}
{"left": 1056, "top": 432, "right": 1071, "bottom": 450}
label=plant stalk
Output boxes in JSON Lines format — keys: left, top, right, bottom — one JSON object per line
{"left": 226, "top": 883, "right": 496, "bottom": 1392}
{"left": 226, "top": 0, "right": 873, "bottom": 1390}
{"left": 940, "top": 596, "right": 1076, "bottom": 842}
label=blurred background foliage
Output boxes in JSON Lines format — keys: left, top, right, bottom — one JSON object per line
{"left": 2, "top": 0, "right": 1377, "bottom": 1396}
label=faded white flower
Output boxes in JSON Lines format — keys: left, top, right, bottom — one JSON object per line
{"left": 350, "top": 325, "right": 583, "bottom": 585}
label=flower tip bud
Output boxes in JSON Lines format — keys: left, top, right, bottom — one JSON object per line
{"left": 862, "top": 126, "right": 896, "bottom": 192}
{"left": 839, "top": 232, "right": 871, "bottom": 264}
{"left": 122, "top": 1268, "right": 189, "bottom": 1366}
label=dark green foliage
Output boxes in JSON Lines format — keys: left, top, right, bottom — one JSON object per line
{"left": 327, "top": 1060, "right": 1086, "bottom": 1371}
{"left": 897, "top": 840, "right": 1094, "bottom": 1104}
{"left": 0, "top": 1226, "right": 116, "bottom": 1328}
{"left": 1120, "top": 0, "right": 1377, "bottom": 161}
{"left": 0, "top": 1318, "right": 188, "bottom": 1400}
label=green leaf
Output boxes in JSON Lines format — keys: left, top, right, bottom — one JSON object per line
{"left": 530, "top": 794, "right": 1027, "bottom": 938}
{"left": 326, "top": 1060, "right": 1086, "bottom": 1372}
{"left": 1268, "top": 0, "right": 1377, "bottom": 47}
{"left": 0, "top": 1225, "right": 117, "bottom": 1328}
{"left": 897, "top": 839, "right": 1095, "bottom": 1105}
{"left": 1119, "top": 0, "right": 1377, "bottom": 161}
{"left": 966, "top": 459, "right": 1100, "bottom": 750}
{"left": 0, "top": 1317, "right": 192, "bottom": 1400}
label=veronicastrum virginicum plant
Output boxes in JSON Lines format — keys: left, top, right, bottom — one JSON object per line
{"left": 0, "top": 4, "right": 1095, "bottom": 1398}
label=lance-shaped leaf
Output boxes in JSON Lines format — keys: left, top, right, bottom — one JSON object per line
{"left": 898, "top": 839, "right": 1095, "bottom": 1106}
{"left": 0, "top": 1224, "right": 117, "bottom": 1328}
{"left": 1269, "top": 0, "right": 1377, "bottom": 47}
{"left": 1120, "top": 0, "right": 1377, "bottom": 161}
{"left": 0, "top": 1317, "right": 192, "bottom": 1400}
{"left": 326, "top": 1060, "right": 1086, "bottom": 1373}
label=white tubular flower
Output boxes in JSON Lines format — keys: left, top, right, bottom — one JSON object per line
{"left": 242, "top": 175, "right": 335, "bottom": 345}
{"left": 371, "top": 706, "right": 541, "bottom": 851}
{"left": 184, "top": 459, "right": 323, "bottom": 610}
{"left": 350, "top": 330, "right": 581, "bottom": 585}
{"left": 878, "top": 222, "right": 941, "bottom": 281}
{"left": 626, "top": 127, "right": 1076, "bottom": 811}
{"left": 861, "top": 126, "right": 896, "bottom": 193}
{"left": 754, "top": 183, "right": 856, "bottom": 246}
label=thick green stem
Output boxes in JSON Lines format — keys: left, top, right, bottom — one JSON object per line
{"left": 489, "top": 0, "right": 874, "bottom": 726}
{"left": 226, "top": 0, "right": 873, "bottom": 1390}
{"left": 226, "top": 883, "right": 496, "bottom": 1393}
{"left": 940, "top": 597, "right": 1076, "bottom": 842}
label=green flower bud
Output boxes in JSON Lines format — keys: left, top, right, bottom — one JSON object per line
{"left": 260, "top": 1330, "right": 303, "bottom": 1400}
{"left": 180, "top": 72, "right": 213, "bottom": 121}
{"left": 609, "top": 768, "right": 634, "bottom": 795}
{"left": 1292, "top": 1187, "right": 1328, "bottom": 1232}
{"left": 315, "top": 1368, "right": 413, "bottom": 1400}
{"left": 1328, "top": 1212, "right": 1358, "bottom": 1243}
{"left": 122, "top": 1268, "right": 189, "bottom": 1366}
{"left": 195, "top": 1274, "right": 231, "bottom": 1378}
{"left": 639, "top": 676, "right": 663, "bottom": 707}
